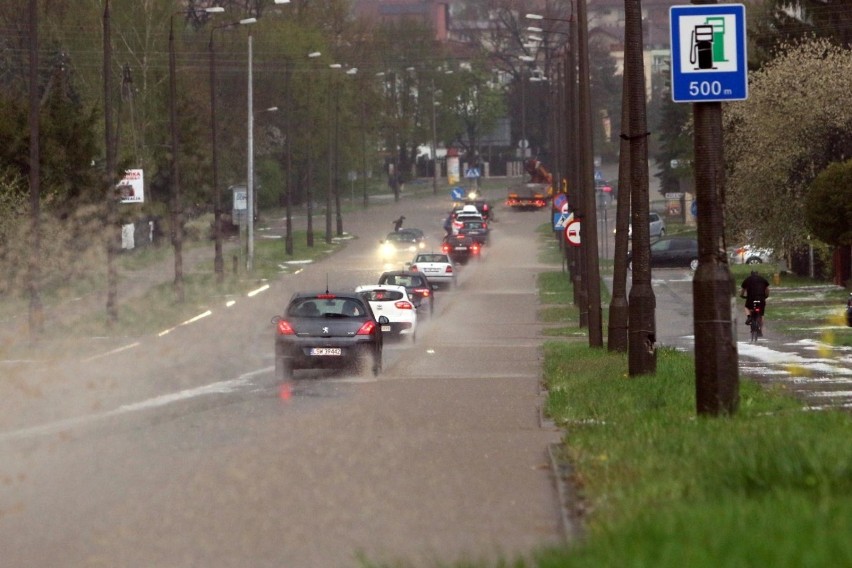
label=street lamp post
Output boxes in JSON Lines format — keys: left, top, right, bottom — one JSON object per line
{"left": 519, "top": 55, "right": 535, "bottom": 159}
{"left": 210, "top": 17, "right": 256, "bottom": 282}
{"left": 170, "top": 7, "right": 223, "bottom": 299}
{"left": 431, "top": 78, "right": 439, "bottom": 195}
{"left": 246, "top": 0, "right": 290, "bottom": 272}
{"left": 305, "top": 51, "right": 321, "bottom": 247}
{"left": 326, "top": 63, "right": 341, "bottom": 244}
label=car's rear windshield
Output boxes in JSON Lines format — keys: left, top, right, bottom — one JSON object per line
{"left": 288, "top": 297, "right": 367, "bottom": 317}
{"left": 362, "top": 289, "right": 404, "bottom": 302}
{"left": 415, "top": 254, "right": 448, "bottom": 263}
{"left": 380, "top": 275, "right": 424, "bottom": 287}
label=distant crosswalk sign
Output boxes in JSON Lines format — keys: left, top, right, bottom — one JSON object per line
{"left": 554, "top": 212, "right": 572, "bottom": 231}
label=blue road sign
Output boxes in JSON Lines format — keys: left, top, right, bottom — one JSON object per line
{"left": 450, "top": 186, "right": 465, "bottom": 201}
{"left": 554, "top": 212, "right": 572, "bottom": 231}
{"left": 553, "top": 193, "right": 568, "bottom": 211}
{"left": 669, "top": 4, "right": 747, "bottom": 103}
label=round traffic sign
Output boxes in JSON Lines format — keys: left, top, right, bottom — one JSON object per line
{"left": 564, "top": 219, "right": 581, "bottom": 246}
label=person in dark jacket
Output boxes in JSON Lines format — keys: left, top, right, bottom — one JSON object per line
{"left": 393, "top": 216, "right": 405, "bottom": 231}
{"left": 741, "top": 270, "right": 770, "bottom": 330}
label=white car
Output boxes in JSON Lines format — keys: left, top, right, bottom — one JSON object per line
{"left": 409, "top": 252, "right": 456, "bottom": 288}
{"left": 622, "top": 211, "right": 666, "bottom": 239}
{"left": 355, "top": 285, "right": 418, "bottom": 342}
{"left": 730, "top": 245, "right": 773, "bottom": 265}
{"left": 451, "top": 205, "right": 484, "bottom": 234}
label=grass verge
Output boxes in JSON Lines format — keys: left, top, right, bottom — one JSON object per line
{"left": 535, "top": 341, "right": 852, "bottom": 566}
{"left": 531, "top": 225, "right": 851, "bottom": 566}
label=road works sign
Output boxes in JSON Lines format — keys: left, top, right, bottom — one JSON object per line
{"left": 669, "top": 4, "right": 747, "bottom": 102}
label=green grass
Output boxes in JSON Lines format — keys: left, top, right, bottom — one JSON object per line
{"left": 5, "top": 230, "right": 341, "bottom": 352}
{"left": 534, "top": 342, "right": 852, "bottom": 567}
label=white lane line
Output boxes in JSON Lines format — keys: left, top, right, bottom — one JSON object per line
{"left": 81, "top": 341, "right": 142, "bottom": 363}
{"left": 248, "top": 284, "right": 269, "bottom": 297}
{"left": 0, "top": 367, "right": 272, "bottom": 442}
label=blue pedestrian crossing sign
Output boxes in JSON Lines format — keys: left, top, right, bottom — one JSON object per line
{"left": 554, "top": 211, "right": 572, "bottom": 231}
{"left": 669, "top": 4, "right": 747, "bottom": 103}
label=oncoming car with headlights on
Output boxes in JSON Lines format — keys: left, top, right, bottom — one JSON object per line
{"left": 272, "top": 292, "right": 387, "bottom": 380}
{"left": 378, "top": 229, "right": 426, "bottom": 263}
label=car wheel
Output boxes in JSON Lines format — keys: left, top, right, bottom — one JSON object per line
{"left": 689, "top": 258, "right": 699, "bottom": 271}
{"left": 358, "top": 347, "right": 380, "bottom": 377}
{"left": 746, "top": 257, "right": 762, "bottom": 264}
{"left": 275, "top": 355, "right": 293, "bottom": 381}
{"left": 659, "top": 227, "right": 666, "bottom": 237}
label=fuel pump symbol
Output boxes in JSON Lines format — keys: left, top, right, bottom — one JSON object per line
{"left": 689, "top": 24, "right": 715, "bottom": 70}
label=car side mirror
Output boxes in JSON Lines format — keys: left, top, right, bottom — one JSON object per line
{"left": 377, "top": 316, "right": 390, "bottom": 324}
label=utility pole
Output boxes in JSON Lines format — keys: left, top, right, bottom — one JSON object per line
{"left": 27, "top": 0, "right": 43, "bottom": 339}
{"left": 577, "top": 0, "right": 603, "bottom": 346}
{"left": 608, "top": 70, "right": 631, "bottom": 352}
{"left": 103, "top": 0, "right": 119, "bottom": 324}
{"left": 625, "top": 0, "right": 656, "bottom": 374}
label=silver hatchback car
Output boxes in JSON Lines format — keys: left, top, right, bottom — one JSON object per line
{"left": 625, "top": 211, "right": 667, "bottom": 239}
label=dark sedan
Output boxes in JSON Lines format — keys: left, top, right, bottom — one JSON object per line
{"left": 441, "top": 233, "right": 481, "bottom": 264}
{"left": 272, "top": 291, "right": 387, "bottom": 380}
{"left": 627, "top": 236, "right": 698, "bottom": 271}
{"left": 378, "top": 270, "right": 435, "bottom": 315}
{"left": 458, "top": 220, "right": 490, "bottom": 246}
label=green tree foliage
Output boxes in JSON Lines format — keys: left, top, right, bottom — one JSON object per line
{"left": 653, "top": 96, "right": 693, "bottom": 196}
{"left": 805, "top": 159, "right": 852, "bottom": 247}
{"left": 437, "top": 60, "right": 506, "bottom": 161}
{"left": 724, "top": 38, "right": 852, "bottom": 253}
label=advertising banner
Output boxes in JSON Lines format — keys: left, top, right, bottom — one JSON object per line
{"left": 117, "top": 169, "right": 144, "bottom": 203}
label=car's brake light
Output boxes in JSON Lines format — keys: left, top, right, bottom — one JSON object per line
{"left": 410, "top": 265, "right": 419, "bottom": 271}
{"left": 414, "top": 287, "right": 430, "bottom": 297}
{"left": 441, "top": 243, "right": 450, "bottom": 253}
{"left": 445, "top": 265, "right": 453, "bottom": 273}
{"left": 277, "top": 320, "right": 296, "bottom": 335}
{"left": 482, "top": 222, "right": 487, "bottom": 229}
{"left": 356, "top": 320, "right": 377, "bottom": 335}
{"left": 395, "top": 301, "right": 414, "bottom": 310}
{"left": 317, "top": 293, "right": 336, "bottom": 299}
{"left": 472, "top": 244, "right": 480, "bottom": 254}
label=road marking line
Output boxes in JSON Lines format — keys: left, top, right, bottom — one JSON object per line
{"left": 248, "top": 284, "right": 270, "bottom": 297}
{"left": 81, "top": 342, "right": 141, "bottom": 362}
{"left": 0, "top": 367, "right": 272, "bottom": 442}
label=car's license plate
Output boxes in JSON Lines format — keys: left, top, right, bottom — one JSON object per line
{"left": 454, "top": 246, "right": 466, "bottom": 251}
{"left": 310, "top": 347, "right": 342, "bottom": 356}
{"left": 424, "top": 268, "right": 438, "bottom": 272}
{"left": 381, "top": 325, "right": 391, "bottom": 332}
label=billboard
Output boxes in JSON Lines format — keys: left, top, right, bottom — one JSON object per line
{"left": 117, "top": 169, "right": 144, "bottom": 203}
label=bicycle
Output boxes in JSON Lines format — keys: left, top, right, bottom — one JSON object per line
{"left": 746, "top": 299, "right": 763, "bottom": 342}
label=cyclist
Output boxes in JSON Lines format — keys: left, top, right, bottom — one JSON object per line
{"left": 740, "top": 270, "right": 770, "bottom": 334}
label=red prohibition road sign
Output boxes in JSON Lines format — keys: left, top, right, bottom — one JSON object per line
{"left": 564, "top": 219, "right": 581, "bottom": 247}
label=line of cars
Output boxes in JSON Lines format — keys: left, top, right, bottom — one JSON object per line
{"left": 271, "top": 199, "right": 496, "bottom": 381}
{"left": 271, "top": 274, "right": 433, "bottom": 381}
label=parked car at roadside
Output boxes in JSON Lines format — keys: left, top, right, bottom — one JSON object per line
{"left": 730, "top": 245, "right": 773, "bottom": 265}
{"left": 618, "top": 211, "right": 666, "bottom": 239}
{"left": 627, "top": 236, "right": 698, "bottom": 271}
